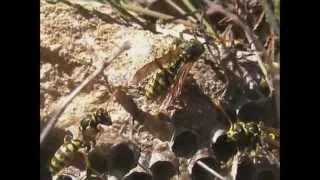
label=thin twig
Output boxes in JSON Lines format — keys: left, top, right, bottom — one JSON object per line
{"left": 252, "top": 11, "right": 265, "bottom": 32}
{"left": 40, "top": 41, "right": 131, "bottom": 146}
{"left": 161, "top": 10, "right": 202, "bottom": 25}
{"left": 206, "top": 3, "right": 266, "bottom": 54}
{"left": 181, "top": 0, "right": 220, "bottom": 42}
{"left": 165, "top": 0, "right": 197, "bottom": 23}
{"left": 196, "top": 160, "right": 226, "bottom": 180}
{"left": 260, "top": 0, "right": 280, "bottom": 37}
{"left": 120, "top": 2, "right": 196, "bottom": 28}
{"left": 104, "top": 0, "right": 149, "bottom": 29}
{"left": 181, "top": 0, "right": 231, "bottom": 73}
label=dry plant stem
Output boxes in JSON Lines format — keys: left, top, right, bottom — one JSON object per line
{"left": 206, "top": 3, "right": 266, "bottom": 55}
{"left": 206, "top": 3, "right": 274, "bottom": 93}
{"left": 181, "top": 0, "right": 230, "bottom": 68}
{"left": 165, "top": 0, "right": 197, "bottom": 23}
{"left": 181, "top": 0, "right": 221, "bottom": 42}
{"left": 105, "top": 0, "right": 148, "bottom": 28}
{"left": 213, "top": 99, "right": 232, "bottom": 126}
{"left": 196, "top": 161, "right": 226, "bottom": 180}
{"left": 40, "top": 41, "right": 131, "bottom": 146}
{"left": 120, "top": 2, "right": 196, "bottom": 28}
{"left": 260, "top": 0, "right": 280, "bottom": 37}
{"left": 253, "top": 11, "right": 265, "bottom": 32}
{"left": 162, "top": 10, "right": 202, "bottom": 25}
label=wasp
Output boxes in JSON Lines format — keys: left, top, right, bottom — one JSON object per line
{"left": 80, "top": 108, "right": 112, "bottom": 130}
{"left": 80, "top": 108, "right": 112, "bottom": 148}
{"left": 49, "top": 137, "right": 84, "bottom": 176}
{"left": 49, "top": 108, "right": 112, "bottom": 176}
{"left": 226, "top": 121, "right": 279, "bottom": 150}
{"left": 132, "top": 38, "right": 205, "bottom": 111}
{"left": 212, "top": 121, "right": 280, "bottom": 165}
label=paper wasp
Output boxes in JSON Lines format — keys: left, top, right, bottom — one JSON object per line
{"left": 212, "top": 120, "right": 279, "bottom": 164}
{"left": 49, "top": 108, "right": 112, "bottom": 176}
{"left": 132, "top": 38, "right": 205, "bottom": 111}
{"left": 80, "top": 108, "right": 112, "bottom": 150}
{"left": 226, "top": 121, "right": 279, "bottom": 150}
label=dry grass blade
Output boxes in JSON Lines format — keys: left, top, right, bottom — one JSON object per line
{"left": 181, "top": 0, "right": 221, "bottom": 42}
{"left": 205, "top": 2, "right": 274, "bottom": 94}
{"left": 103, "top": 0, "right": 148, "bottom": 28}
{"left": 253, "top": 11, "right": 265, "bottom": 32}
{"left": 119, "top": 1, "right": 196, "bottom": 28}
{"left": 261, "top": 0, "right": 280, "bottom": 36}
{"left": 40, "top": 41, "right": 131, "bottom": 146}
{"left": 206, "top": 3, "right": 266, "bottom": 54}
{"left": 196, "top": 160, "right": 226, "bottom": 180}
{"left": 165, "top": 0, "right": 197, "bottom": 23}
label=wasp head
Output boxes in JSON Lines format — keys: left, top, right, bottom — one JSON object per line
{"left": 95, "top": 108, "right": 112, "bottom": 126}
{"left": 183, "top": 39, "right": 205, "bottom": 62}
{"left": 80, "top": 109, "right": 112, "bottom": 131}
{"left": 227, "top": 123, "right": 244, "bottom": 141}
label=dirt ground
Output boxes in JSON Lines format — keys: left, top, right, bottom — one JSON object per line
{"left": 40, "top": 0, "right": 279, "bottom": 179}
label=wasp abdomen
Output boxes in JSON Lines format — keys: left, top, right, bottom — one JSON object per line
{"left": 143, "top": 39, "right": 204, "bottom": 99}
{"left": 145, "top": 57, "right": 183, "bottom": 99}
{"left": 145, "top": 70, "right": 170, "bottom": 98}
{"left": 49, "top": 139, "right": 83, "bottom": 175}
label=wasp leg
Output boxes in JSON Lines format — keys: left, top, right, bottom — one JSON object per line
{"left": 82, "top": 151, "right": 94, "bottom": 180}
{"left": 91, "top": 140, "right": 96, "bottom": 151}
{"left": 96, "top": 124, "right": 104, "bottom": 135}
{"left": 84, "top": 142, "right": 94, "bottom": 153}
{"left": 94, "top": 124, "right": 104, "bottom": 144}
{"left": 77, "top": 149, "right": 98, "bottom": 178}
{"left": 80, "top": 140, "right": 92, "bottom": 153}
{"left": 63, "top": 132, "right": 73, "bottom": 144}
{"left": 82, "top": 152, "right": 104, "bottom": 180}
{"left": 135, "top": 124, "right": 143, "bottom": 137}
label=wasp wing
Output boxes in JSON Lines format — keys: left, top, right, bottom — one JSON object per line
{"left": 132, "top": 49, "right": 180, "bottom": 84}
{"left": 160, "top": 62, "right": 193, "bottom": 111}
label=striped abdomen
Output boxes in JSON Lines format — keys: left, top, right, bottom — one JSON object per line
{"left": 49, "top": 139, "right": 83, "bottom": 175}
{"left": 144, "top": 39, "right": 204, "bottom": 99}
{"left": 145, "top": 58, "right": 183, "bottom": 98}
{"left": 227, "top": 122, "right": 259, "bottom": 146}
{"left": 80, "top": 109, "right": 112, "bottom": 131}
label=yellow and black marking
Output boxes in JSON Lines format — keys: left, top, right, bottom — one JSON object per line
{"left": 49, "top": 109, "right": 112, "bottom": 177}
{"left": 145, "top": 39, "right": 205, "bottom": 99}
{"left": 80, "top": 108, "right": 112, "bottom": 131}
{"left": 49, "top": 139, "right": 83, "bottom": 175}
{"left": 145, "top": 70, "right": 170, "bottom": 98}
{"left": 226, "top": 121, "right": 279, "bottom": 149}
{"left": 261, "top": 127, "right": 279, "bottom": 142}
